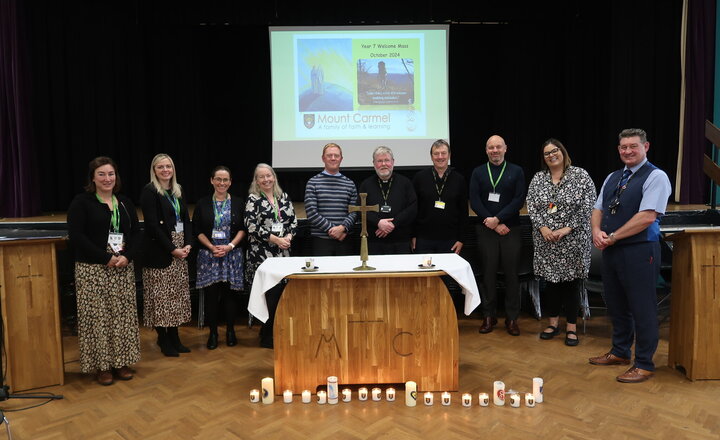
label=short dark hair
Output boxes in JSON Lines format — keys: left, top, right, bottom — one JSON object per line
{"left": 619, "top": 128, "right": 648, "bottom": 143}
{"left": 540, "top": 138, "right": 572, "bottom": 171}
{"left": 84, "top": 156, "right": 121, "bottom": 193}
{"left": 211, "top": 165, "right": 232, "bottom": 179}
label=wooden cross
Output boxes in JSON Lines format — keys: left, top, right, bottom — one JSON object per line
{"left": 348, "top": 193, "right": 379, "bottom": 270}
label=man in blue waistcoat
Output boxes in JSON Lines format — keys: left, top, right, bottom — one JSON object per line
{"left": 589, "top": 128, "right": 671, "bottom": 383}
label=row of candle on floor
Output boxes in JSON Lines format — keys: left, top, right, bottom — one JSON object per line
{"left": 252, "top": 377, "right": 544, "bottom": 407}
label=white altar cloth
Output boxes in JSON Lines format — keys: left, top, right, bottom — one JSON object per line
{"left": 247, "top": 253, "right": 481, "bottom": 322}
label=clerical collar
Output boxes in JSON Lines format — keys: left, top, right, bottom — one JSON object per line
{"left": 322, "top": 170, "right": 343, "bottom": 177}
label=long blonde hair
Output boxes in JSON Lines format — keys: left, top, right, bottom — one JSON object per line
{"left": 248, "top": 163, "right": 283, "bottom": 199}
{"left": 149, "top": 153, "right": 182, "bottom": 198}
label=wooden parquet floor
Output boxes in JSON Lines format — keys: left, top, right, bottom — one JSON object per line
{"left": 2, "top": 316, "right": 719, "bottom": 440}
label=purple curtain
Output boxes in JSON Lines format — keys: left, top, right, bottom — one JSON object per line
{"left": 680, "top": 0, "right": 717, "bottom": 203}
{"left": 0, "top": 0, "right": 39, "bottom": 217}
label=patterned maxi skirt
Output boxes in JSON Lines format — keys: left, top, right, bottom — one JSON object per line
{"left": 74, "top": 261, "right": 141, "bottom": 373}
{"left": 142, "top": 232, "right": 192, "bottom": 327}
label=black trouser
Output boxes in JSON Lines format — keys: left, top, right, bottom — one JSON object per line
{"left": 414, "top": 237, "right": 457, "bottom": 254}
{"left": 260, "top": 281, "right": 286, "bottom": 341}
{"left": 312, "top": 236, "right": 355, "bottom": 256}
{"left": 542, "top": 279, "right": 581, "bottom": 325}
{"left": 204, "top": 282, "right": 238, "bottom": 329}
{"left": 475, "top": 225, "right": 522, "bottom": 319}
{"left": 368, "top": 239, "right": 412, "bottom": 255}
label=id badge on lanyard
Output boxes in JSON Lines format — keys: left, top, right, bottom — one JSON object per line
{"left": 108, "top": 232, "right": 124, "bottom": 253}
{"left": 488, "top": 192, "right": 500, "bottom": 203}
{"left": 175, "top": 222, "right": 184, "bottom": 233}
{"left": 212, "top": 229, "right": 226, "bottom": 239}
{"left": 271, "top": 222, "right": 284, "bottom": 236}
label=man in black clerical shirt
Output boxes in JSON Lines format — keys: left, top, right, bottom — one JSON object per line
{"left": 412, "top": 139, "right": 468, "bottom": 254}
{"left": 359, "top": 146, "right": 417, "bottom": 254}
{"left": 469, "top": 135, "right": 526, "bottom": 336}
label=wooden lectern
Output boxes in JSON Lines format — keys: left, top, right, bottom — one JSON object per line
{"left": 274, "top": 271, "right": 458, "bottom": 393}
{"left": 666, "top": 229, "right": 720, "bottom": 380}
{"left": 0, "top": 238, "right": 65, "bottom": 391}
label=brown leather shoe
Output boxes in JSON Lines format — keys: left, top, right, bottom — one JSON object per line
{"left": 616, "top": 367, "right": 654, "bottom": 383}
{"left": 114, "top": 366, "right": 134, "bottom": 381}
{"left": 479, "top": 317, "right": 498, "bottom": 334}
{"left": 505, "top": 319, "right": 520, "bottom": 336}
{"left": 97, "top": 370, "right": 113, "bottom": 386}
{"left": 588, "top": 352, "right": 631, "bottom": 366}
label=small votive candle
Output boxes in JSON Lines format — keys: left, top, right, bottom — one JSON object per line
{"left": 304, "top": 257, "right": 314, "bottom": 269}
{"left": 386, "top": 388, "right": 396, "bottom": 401}
{"left": 261, "top": 377, "right": 274, "bottom": 404}
{"left": 301, "top": 390, "right": 311, "bottom": 404}
{"left": 509, "top": 392, "right": 520, "bottom": 408}
{"left": 441, "top": 392, "right": 451, "bottom": 406}
{"left": 525, "top": 392, "right": 536, "bottom": 407}
{"left": 423, "top": 255, "right": 433, "bottom": 267}
{"left": 462, "top": 393, "right": 472, "bottom": 407}
{"left": 317, "top": 390, "right": 327, "bottom": 404}
{"left": 358, "top": 387, "right": 368, "bottom": 401}
{"left": 283, "top": 390, "right": 293, "bottom": 404}
{"left": 424, "top": 392, "right": 434, "bottom": 406}
{"left": 371, "top": 388, "right": 382, "bottom": 401}
{"left": 342, "top": 388, "right": 352, "bottom": 402}
{"left": 250, "top": 389, "right": 260, "bottom": 403}
{"left": 478, "top": 392, "right": 490, "bottom": 406}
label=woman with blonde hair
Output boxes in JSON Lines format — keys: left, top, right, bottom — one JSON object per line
{"left": 140, "top": 153, "right": 193, "bottom": 357}
{"left": 244, "top": 163, "right": 297, "bottom": 348}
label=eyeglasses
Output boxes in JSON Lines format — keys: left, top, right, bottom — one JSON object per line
{"left": 213, "top": 177, "right": 231, "bottom": 183}
{"left": 543, "top": 148, "right": 560, "bottom": 157}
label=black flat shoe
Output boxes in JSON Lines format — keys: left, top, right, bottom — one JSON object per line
{"left": 226, "top": 329, "right": 237, "bottom": 347}
{"left": 565, "top": 330, "right": 579, "bottom": 346}
{"left": 539, "top": 325, "right": 560, "bottom": 340}
{"left": 207, "top": 331, "right": 218, "bottom": 350}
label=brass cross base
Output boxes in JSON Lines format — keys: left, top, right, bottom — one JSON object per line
{"left": 353, "top": 261, "right": 376, "bottom": 271}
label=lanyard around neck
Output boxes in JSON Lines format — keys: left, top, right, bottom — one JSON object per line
{"left": 96, "top": 193, "right": 119, "bottom": 232}
{"left": 213, "top": 194, "right": 229, "bottom": 228}
{"left": 164, "top": 191, "right": 181, "bottom": 221}
{"left": 486, "top": 162, "right": 507, "bottom": 192}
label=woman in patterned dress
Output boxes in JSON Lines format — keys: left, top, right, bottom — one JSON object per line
{"left": 527, "top": 139, "right": 596, "bottom": 346}
{"left": 139, "top": 153, "right": 193, "bottom": 357}
{"left": 244, "top": 163, "right": 297, "bottom": 348}
{"left": 67, "top": 156, "right": 141, "bottom": 385}
{"left": 193, "top": 166, "right": 246, "bottom": 349}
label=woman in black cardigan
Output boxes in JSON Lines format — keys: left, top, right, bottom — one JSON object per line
{"left": 67, "top": 156, "right": 142, "bottom": 385}
{"left": 193, "top": 166, "right": 246, "bottom": 349}
{"left": 139, "top": 153, "right": 193, "bottom": 357}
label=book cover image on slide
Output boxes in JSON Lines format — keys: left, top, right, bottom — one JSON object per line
{"left": 297, "top": 38, "right": 354, "bottom": 112}
{"left": 356, "top": 58, "right": 415, "bottom": 106}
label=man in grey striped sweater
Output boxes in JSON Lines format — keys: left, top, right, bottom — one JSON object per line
{"left": 304, "top": 143, "right": 359, "bottom": 256}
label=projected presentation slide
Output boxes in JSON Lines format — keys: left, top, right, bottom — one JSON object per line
{"left": 270, "top": 25, "right": 449, "bottom": 169}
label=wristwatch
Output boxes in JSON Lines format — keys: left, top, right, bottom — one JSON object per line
{"left": 609, "top": 232, "right": 617, "bottom": 243}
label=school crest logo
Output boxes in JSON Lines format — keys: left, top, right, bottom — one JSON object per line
{"left": 304, "top": 114, "right": 315, "bottom": 129}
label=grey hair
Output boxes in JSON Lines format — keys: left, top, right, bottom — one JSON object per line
{"left": 372, "top": 146, "right": 394, "bottom": 161}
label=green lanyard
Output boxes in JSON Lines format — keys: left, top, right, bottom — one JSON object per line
{"left": 96, "top": 193, "right": 119, "bottom": 232}
{"left": 213, "top": 195, "right": 229, "bottom": 228}
{"left": 486, "top": 162, "right": 507, "bottom": 192}
{"left": 263, "top": 193, "right": 280, "bottom": 221}
{"left": 165, "top": 191, "right": 181, "bottom": 222}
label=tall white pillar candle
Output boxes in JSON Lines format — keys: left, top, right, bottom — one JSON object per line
{"left": 327, "top": 376, "right": 338, "bottom": 404}
{"left": 533, "top": 377, "right": 544, "bottom": 403}
{"left": 405, "top": 381, "right": 417, "bottom": 407}
{"left": 261, "top": 377, "right": 274, "bottom": 404}
{"left": 493, "top": 381, "right": 505, "bottom": 406}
